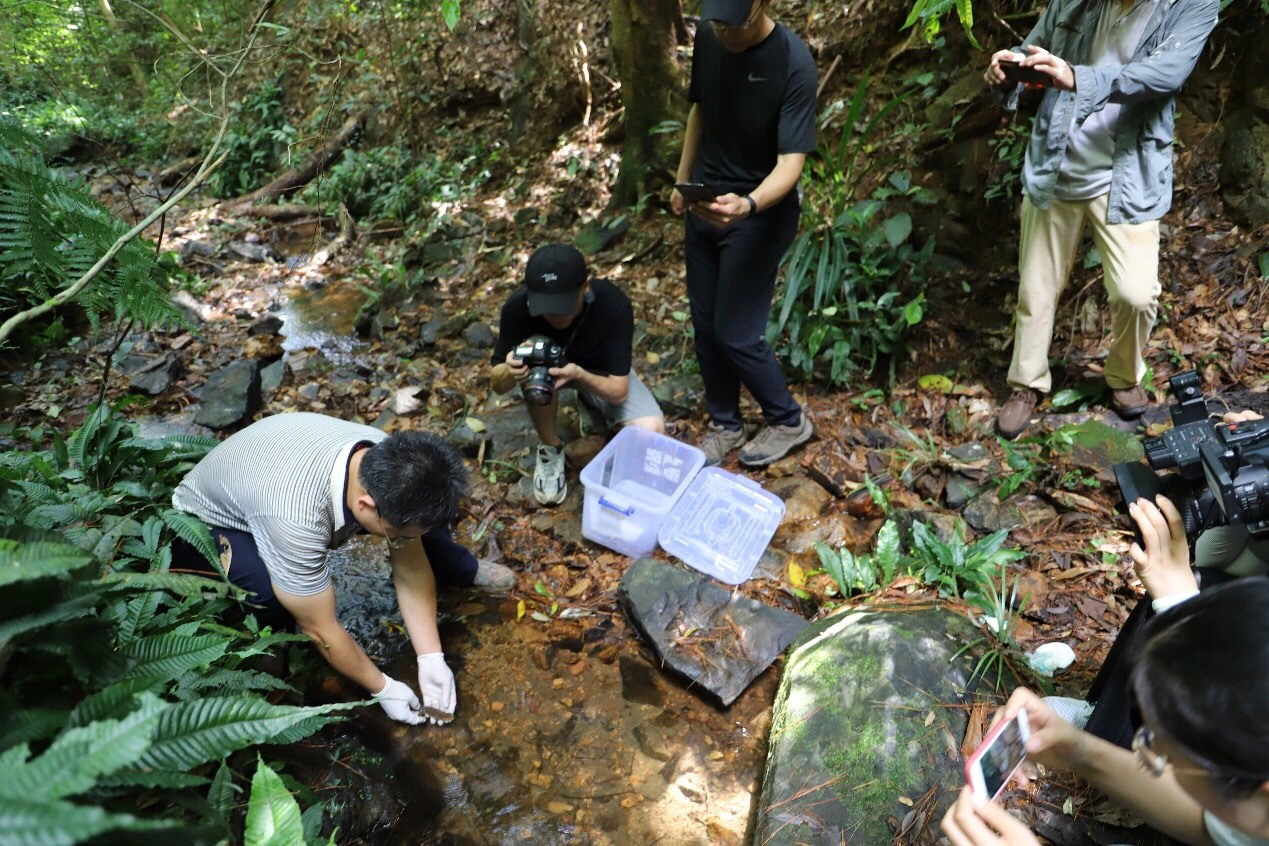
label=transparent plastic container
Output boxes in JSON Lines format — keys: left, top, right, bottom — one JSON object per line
{"left": 579, "top": 427, "right": 706, "bottom": 558}
{"left": 657, "top": 467, "right": 786, "bottom": 585}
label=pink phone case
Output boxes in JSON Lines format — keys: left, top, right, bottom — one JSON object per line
{"left": 964, "top": 711, "right": 1030, "bottom": 801}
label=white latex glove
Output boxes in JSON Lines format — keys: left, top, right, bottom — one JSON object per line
{"left": 372, "top": 674, "right": 423, "bottom": 725}
{"left": 417, "top": 652, "right": 456, "bottom": 724}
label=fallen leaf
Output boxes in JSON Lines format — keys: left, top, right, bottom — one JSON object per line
{"left": 565, "top": 577, "right": 592, "bottom": 598}
{"left": 788, "top": 562, "right": 807, "bottom": 589}
{"left": 924, "top": 710, "right": 936, "bottom": 727}
{"left": 516, "top": 599, "right": 526, "bottom": 620}
{"left": 530, "top": 611, "right": 550, "bottom": 622}
{"left": 897, "top": 796, "right": 914, "bottom": 807}
{"left": 918, "top": 374, "right": 953, "bottom": 394}
{"left": 465, "top": 416, "right": 486, "bottom": 433}
{"left": 646, "top": 351, "right": 660, "bottom": 365}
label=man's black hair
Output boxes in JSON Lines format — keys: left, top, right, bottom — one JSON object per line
{"left": 358, "top": 431, "right": 468, "bottom": 530}
{"left": 1131, "top": 578, "right": 1269, "bottom": 794}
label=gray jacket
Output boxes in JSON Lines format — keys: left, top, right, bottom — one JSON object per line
{"left": 1002, "top": 0, "right": 1219, "bottom": 224}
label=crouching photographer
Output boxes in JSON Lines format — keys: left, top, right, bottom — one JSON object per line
{"left": 489, "top": 244, "right": 666, "bottom": 506}
{"left": 942, "top": 578, "right": 1269, "bottom": 846}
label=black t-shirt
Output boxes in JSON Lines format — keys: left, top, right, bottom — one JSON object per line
{"left": 688, "top": 23, "right": 818, "bottom": 195}
{"left": 491, "top": 278, "right": 634, "bottom": 377}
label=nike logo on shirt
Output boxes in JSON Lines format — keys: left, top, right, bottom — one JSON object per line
{"left": 748, "top": 72, "right": 767, "bottom": 82}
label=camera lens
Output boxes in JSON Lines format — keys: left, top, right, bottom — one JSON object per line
{"left": 522, "top": 367, "right": 554, "bottom": 406}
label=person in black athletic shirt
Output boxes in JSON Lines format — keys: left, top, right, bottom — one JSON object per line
{"left": 670, "top": 0, "right": 817, "bottom": 467}
{"left": 489, "top": 244, "right": 665, "bottom": 505}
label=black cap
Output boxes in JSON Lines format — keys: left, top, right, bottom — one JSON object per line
{"left": 524, "top": 244, "right": 588, "bottom": 316}
{"left": 701, "top": 0, "right": 754, "bottom": 24}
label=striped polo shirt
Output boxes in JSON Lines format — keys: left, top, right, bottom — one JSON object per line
{"left": 172, "top": 412, "right": 387, "bottom": 596}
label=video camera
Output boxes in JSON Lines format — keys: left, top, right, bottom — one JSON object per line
{"left": 1114, "top": 371, "right": 1269, "bottom": 541}
{"left": 513, "top": 334, "right": 567, "bottom": 406}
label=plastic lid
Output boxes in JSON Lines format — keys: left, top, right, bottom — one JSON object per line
{"left": 657, "top": 467, "right": 786, "bottom": 585}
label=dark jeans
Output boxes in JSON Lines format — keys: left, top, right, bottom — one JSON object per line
{"left": 684, "top": 192, "right": 802, "bottom": 429}
{"left": 172, "top": 526, "right": 479, "bottom": 630}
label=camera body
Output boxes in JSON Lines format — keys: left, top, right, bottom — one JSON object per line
{"left": 1114, "top": 372, "right": 1269, "bottom": 540}
{"left": 514, "top": 334, "right": 567, "bottom": 406}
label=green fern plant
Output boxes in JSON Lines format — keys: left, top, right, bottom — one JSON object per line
{"left": 0, "top": 117, "right": 186, "bottom": 344}
{"left": 0, "top": 408, "right": 359, "bottom": 844}
{"left": 815, "top": 519, "right": 907, "bottom": 597}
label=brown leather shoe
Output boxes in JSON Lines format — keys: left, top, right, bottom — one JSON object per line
{"left": 1111, "top": 384, "right": 1150, "bottom": 419}
{"left": 997, "top": 389, "right": 1041, "bottom": 440}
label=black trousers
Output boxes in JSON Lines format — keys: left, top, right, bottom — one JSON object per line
{"left": 172, "top": 526, "right": 479, "bottom": 630}
{"left": 684, "top": 193, "right": 802, "bottom": 430}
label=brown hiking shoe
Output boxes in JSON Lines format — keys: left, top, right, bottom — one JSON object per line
{"left": 1111, "top": 384, "right": 1150, "bottom": 419}
{"left": 699, "top": 422, "right": 747, "bottom": 467}
{"left": 997, "top": 389, "right": 1041, "bottom": 440}
{"left": 739, "top": 412, "right": 815, "bottom": 467}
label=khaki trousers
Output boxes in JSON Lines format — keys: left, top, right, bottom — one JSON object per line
{"left": 1007, "top": 194, "right": 1160, "bottom": 393}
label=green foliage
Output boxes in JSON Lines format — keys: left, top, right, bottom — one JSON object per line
{"left": 0, "top": 118, "right": 186, "bottom": 342}
{"left": 770, "top": 72, "right": 936, "bottom": 386}
{"left": 984, "top": 117, "right": 1031, "bottom": 202}
{"left": 815, "top": 519, "right": 905, "bottom": 596}
{"left": 908, "top": 523, "right": 1026, "bottom": 598}
{"left": 903, "top": 0, "right": 980, "bottom": 48}
{"left": 0, "top": 408, "right": 356, "bottom": 845}
{"left": 301, "top": 143, "right": 492, "bottom": 224}
{"left": 207, "top": 78, "right": 297, "bottom": 199}
{"left": 245, "top": 756, "right": 335, "bottom": 846}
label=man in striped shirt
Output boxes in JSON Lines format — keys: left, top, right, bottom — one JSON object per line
{"left": 172, "top": 412, "right": 514, "bottom": 725}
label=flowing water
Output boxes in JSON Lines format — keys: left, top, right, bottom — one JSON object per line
{"left": 326, "top": 538, "right": 775, "bottom": 846}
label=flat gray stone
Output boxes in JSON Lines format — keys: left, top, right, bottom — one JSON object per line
{"left": 618, "top": 557, "right": 808, "bottom": 706}
{"left": 194, "top": 360, "right": 261, "bottom": 429}
{"left": 122, "top": 352, "right": 183, "bottom": 396}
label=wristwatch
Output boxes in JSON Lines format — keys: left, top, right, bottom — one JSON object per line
{"left": 744, "top": 195, "right": 758, "bottom": 217}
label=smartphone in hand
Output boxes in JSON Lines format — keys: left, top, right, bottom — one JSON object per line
{"left": 999, "top": 57, "right": 1050, "bottom": 87}
{"left": 965, "top": 710, "right": 1031, "bottom": 804}
{"left": 675, "top": 182, "right": 719, "bottom": 204}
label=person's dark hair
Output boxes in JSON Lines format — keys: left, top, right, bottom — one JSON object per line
{"left": 358, "top": 431, "right": 468, "bottom": 530}
{"left": 1131, "top": 578, "right": 1269, "bottom": 795}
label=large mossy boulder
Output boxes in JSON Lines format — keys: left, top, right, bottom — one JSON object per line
{"left": 755, "top": 607, "right": 992, "bottom": 846}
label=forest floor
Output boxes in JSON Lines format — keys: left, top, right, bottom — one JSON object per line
{"left": 4, "top": 95, "right": 1269, "bottom": 843}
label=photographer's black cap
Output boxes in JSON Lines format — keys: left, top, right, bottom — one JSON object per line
{"left": 701, "top": 0, "right": 754, "bottom": 24}
{"left": 524, "top": 244, "right": 588, "bottom": 316}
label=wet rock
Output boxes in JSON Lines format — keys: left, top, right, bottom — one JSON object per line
{"left": 755, "top": 608, "right": 987, "bottom": 846}
{"left": 564, "top": 434, "right": 607, "bottom": 470}
{"left": 194, "top": 360, "right": 261, "bottom": 429}
{"left": 945, "top": 473, "right": 980, "bottom": 509}
{"left": 260, "top": 359, "right": 285, "bottom": 400}
{"left": 0, "top": 384, "right": 25, "bottom": 415}
{"left": 171, "top": 289, "right": 212, "bottom": 323}
{"left": 247, "top": 313, "right": 284, "bottom": 336}
{"left": 135, "top": 411, "right": 212, "bottom": 440}
{"left": 179, "top": 239, "right": 217, "bottom": 258}
{"left": 573, "top": 218, "right": 631, "bottom": 255}
{"left": 298, "top": 382, "right": 321, "bottom": 401}
{"left": 227, "top": 241, "right": 275, "bottom": 262}
{"left": 962, "top": 492, "right": 1026, "bottom": 533}
{"left": 803, "top": 444, "right": 860, "bottom": 498}
{"left": 463, "top": 322, "right": 496, "bottom": 348}
{"left": 1017, "top": 495, "right": 1060, "bottom": 530}
{"left": 947, "top": 442, "right": 990, "bottom": 463}
{"left": 753, "top": 547, "right": 790, "bottom": 581}
{"left": 632, "top": 723, "right": 673, "bottom": 762}
{"left": 650, "top": 372, "right": 704, "bottom": 417}
{"left": 120, "top": 352, "right": 183, "bottom": 396}
{"left": 505, "top": 475, "right": 540, "bottom": 511}
{"left": 1061, "top": 420, "right": 1145, "bottom": 484}
{"left": 618, "top": 557, "right": 808, "bottom": 706}
{"left": 768, "top": 476, "right": 832, "bottom": 523}
{"left": 446, "top": 404, "right": 541, "bottom": 460}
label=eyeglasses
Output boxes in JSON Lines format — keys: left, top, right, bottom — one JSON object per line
{"left": 1132, "top": 727, "right": 1213, "bottom": 779}
{"left": 375, "top": 507, "right": 418, "bottom": 552}
{"left": 710, "top": 2, "right": 762, "bottom": 33}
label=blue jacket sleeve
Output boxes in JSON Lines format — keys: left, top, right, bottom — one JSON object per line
{"left": 1071, "top": 0, "right": 1218, "bottom": 121}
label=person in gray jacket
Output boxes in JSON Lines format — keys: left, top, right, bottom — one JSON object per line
{"left": 987, "top": 0, "right": 1219, "bottom": 439}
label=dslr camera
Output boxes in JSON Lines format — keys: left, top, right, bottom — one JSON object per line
{"left": 513, "top": 334, "right": 567, "bottom": 406}
{"left": 1114, "top": 371, "right": 1269, "bottom": 540}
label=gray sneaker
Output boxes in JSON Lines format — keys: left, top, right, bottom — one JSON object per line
{"left": 739, "top": 413, "right": 814, "bottom": 467}
{"left": 472, "top": 559, "right": 516, "bottom": 592}
{"left": 699, "top": 422, "right": 747, "bottom": 467}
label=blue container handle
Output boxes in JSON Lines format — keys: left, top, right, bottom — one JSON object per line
{"left": 598, "top": 496, "right": 635, "bottom": 517}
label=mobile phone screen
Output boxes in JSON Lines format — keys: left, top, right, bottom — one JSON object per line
{"left": 969, "top": 713, "right": 1029, "bottom": 801}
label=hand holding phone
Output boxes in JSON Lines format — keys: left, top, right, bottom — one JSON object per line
{"left": 675, "top": 182, "right": 719, "bottom": 205}
{"left": 999, "top": 56, "right": 1051, "bottom": 87}
{"left": 965, "top": 709, "right": 1031, "bottom": 803}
